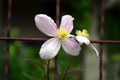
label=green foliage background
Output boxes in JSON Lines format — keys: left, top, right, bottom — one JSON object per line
{"left": 0, "top": 0, "right": 120, "bottom": 80}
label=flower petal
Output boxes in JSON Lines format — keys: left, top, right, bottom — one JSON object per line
{"left": 60, "top": 15, "right": 74, "bottom": 33}
{"left": 76, "top": 36, "right": 90, "bottom": 45}
{"left": 35, "top": 14, "right": 57, "bottom": 36}
{"left": 40, "top": 38, "right": 61, "bottom": 60}
{"left": 89, "top": 44, "right": 99, "bottom": 56}
{"left": 62, "top": 38, "right": 81, "bottom": 56}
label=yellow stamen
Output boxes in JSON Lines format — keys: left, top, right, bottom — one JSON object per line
{"left": 76, "top": 29, "right": 89, "bottom": 38}
{"left": 58, "top": 28, "right": 68, "bottom": 39}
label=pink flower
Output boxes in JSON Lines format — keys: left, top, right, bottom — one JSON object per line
{"left": 75, "top": 29, "right": 99, "bottom": 56}
{"left": 35, "top": 14, "right": 80, "bottom": 60}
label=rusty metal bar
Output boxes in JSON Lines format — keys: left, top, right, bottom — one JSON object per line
{"left": 4, "top": 0, "right": 12, "bottom": 80}
{"left": 54, "top": 0, "right": 60, "bottom": 80}
{"left": 91, "top": 40, "right": 120, "bottom": 44}
{"left": 0, "top": 37, "right": 48, "bottom": 41}
{"left": 0, "top": 37, "right": 120, "bottom": 44}
{"left": 0, "top": 0, "right": 3, "bottom": 36}
{"left": 99, "top": 0, "right": 105, "bottom": 79}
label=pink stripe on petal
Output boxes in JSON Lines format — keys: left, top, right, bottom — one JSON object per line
{"left": 62, "top": 38, "right": 81, "bottom": 56}
{"left": 60, "top": 15, "right": 74, "bottom": 33}
{"left": 35, "top": 14, "right": 57, "bottom": 37}
{"left": 40, "top": 38, "right": 61, "bottom": 60}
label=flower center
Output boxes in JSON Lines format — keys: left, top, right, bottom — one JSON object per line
{"left": 58, "top": 28, "right": 68, "bottom": 39}
{"left": 76, "top": 29, "right": 89, "bottom": 38}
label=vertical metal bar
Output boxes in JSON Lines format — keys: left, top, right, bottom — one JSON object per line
{"left": 54, "top": 0, "right": 60, "bottom": 80}
{"left": 56, "top": 0, "right": 60, "bottom": 25}
{"left": 99, "top": 0, "right": 105, "bottom": 80}
{"left": 4, "top": 0, "right": 12, "bottom": 80}
{"left": 0, "top": 0, "right": 3, "bottom": 36}
{"left": 0, "top": 0, "right": 3, "bottom": 56}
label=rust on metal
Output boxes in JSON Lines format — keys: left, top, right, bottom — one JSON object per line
{"left": 54, "top": 0, "right": 60, "bottom": 80}
{"left": 99, "top": 0, "right": 105, "bottom": 80}
{"left": 4, "top": 0, "right": 12, "bottom": 80}
{"left": 0, "top": 37, "right": 120, "bottom": 44}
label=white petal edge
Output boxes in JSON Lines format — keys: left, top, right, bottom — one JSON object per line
{"left": 62, "top": 38, "right": 81, "bottom": 56}
{"left": 89, "top": 44, "right": 99, "bottom": 56}
{"left": 60, "top": 15, "right": 74, "bottom": 33}
{"left": 76, "top": 36, "right": 90, "bottom": 45}
{"left": 35, "top": 14, "right": 57, "bottom": 37}
{"left": 40, "top": 38, "right": 61, "bottom": 60}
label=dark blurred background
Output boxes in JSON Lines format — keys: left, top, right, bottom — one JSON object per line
{"left": 0, "top": 0, "right": 120, "bottom": 80}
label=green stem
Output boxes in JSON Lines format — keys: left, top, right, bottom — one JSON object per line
{"left": 54, "top": 56, "right": 58, "bottom": 80}
{"left": 62, "top": 57, "right": 74, "bottom": 80}
{"left": 46, "top": 60, "right": 50, "bottom": 80}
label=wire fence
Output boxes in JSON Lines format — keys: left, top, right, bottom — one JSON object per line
{"left": 0, "top": 0, "right": 120, "bottom": 80}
